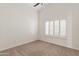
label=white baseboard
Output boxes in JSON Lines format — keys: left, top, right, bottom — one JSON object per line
{"left": 40, "top": 39, "right": 79, "bottom": 51}
{"left": 0, "top": 39, "right": 37, "bottom": 52}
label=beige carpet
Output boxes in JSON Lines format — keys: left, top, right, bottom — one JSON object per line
{"left": 0, "top": 40, "right": 79, "bottom": 56}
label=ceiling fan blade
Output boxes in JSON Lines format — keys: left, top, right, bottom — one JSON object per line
{"left": 33, "top": 3, "right": 40, "bottom": 7}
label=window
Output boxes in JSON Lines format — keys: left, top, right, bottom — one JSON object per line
{"left": 60, "top": 20, "right": 66, "bottom": 37}
{"left": 54, "top": 20, "right": 59, "bottom": 36}
{"left": 45, "top": 21, "right": 49, "bottom": 35}
{"left": 45, "top": 19, "right": 66, "bottom": 38}
{"left": 50, "top": 21, "right": 54, "bottom": 36}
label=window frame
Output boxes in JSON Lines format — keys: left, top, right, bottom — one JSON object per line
{"left": 45, "top": 19, "right": 67, "bottom": 39}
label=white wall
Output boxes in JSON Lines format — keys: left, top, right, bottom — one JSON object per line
{"left": 0, "top": 4, "right": 38, "bottom": 51}
{"left": 38, "top": 4, "right": 79, "bottom": 50}
{"left": 1, "top": 3, "right": 79, "bottom": 51}
{"left": 72, "top": 5, "right": 79, "bottom": 50}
